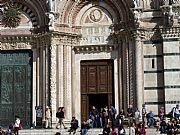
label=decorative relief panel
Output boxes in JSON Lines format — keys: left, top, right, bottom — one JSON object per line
{"left": 80, "top": 6, "right": 113, "bottom": 46}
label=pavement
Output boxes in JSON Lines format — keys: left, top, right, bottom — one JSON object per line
{"left": 18, "top": 127, "right": 165, "bottom": 135}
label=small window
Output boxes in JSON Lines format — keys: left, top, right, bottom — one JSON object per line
{"left": 152, "top": 59, "right": 155, "bottom": 68}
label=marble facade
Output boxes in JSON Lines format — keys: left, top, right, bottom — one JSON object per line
{"left": 0, "top": 0, "right": 180, "bottom": 127}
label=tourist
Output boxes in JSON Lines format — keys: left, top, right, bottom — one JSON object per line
{"left": 171, "top": 104, "right": 180, "bottom": 119}
{"left": 137, "top": 123, "right": 146, "bottom": 135}
{"left": 68, "top": 117, "right": 79, "bottom": 134}
{"left": 147, "top": 110, "right": 154, "bottom": 127}
{"left": 90, "top": 106, "right": 99, "bottom": 128}
{"left": 127, "top": 105, "right": 134, "bottom": 127}
{"left": 56, "top": 107, "right": 67, "bottom": 129}
{"left": 103, "top": 124, "right": 111, "bottom": 135}
{"left": 81, "top": 121, "right": 88, "bottom": 135}
{"left": 134, "top": 108, "right": 141, "bottom": 125}
{"left": 142, "top": 104, "right": 147, "bottom": 127}
{"left": 109, "top": 104, "right": 117, "bottom": 127}
{"left": 45, "top": 106, "right": 51, "bottom": 128}
{"left": 103, "top": 105, "right": 109, "bottom": 125}
{"left": 14, "top": 115, "right": 20, "bottom": 135}
{"left": 158, "top": 106, "right": 165, "bottom": 121}
{"left": 110, "top": 127, "right": 117, "bottom": 135}
{"left": 0, "top": 127, "right": 5, "bottom": 135}
{"left": 116, "top": 109, "right": 125, "bottom": 126}
{"left": 118, "top": 124, "right": 126, "bottom": 135}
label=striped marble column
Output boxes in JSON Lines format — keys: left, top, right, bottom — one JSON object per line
{"left": 135, "top": 36, "right": 144, "bottom": 113}
{"left": 65, "top": 45, "right": 72, "bottom": 120}
{"left": 49, "top": 44, "right": 57, "bottom": 127}
{"left": 57, "top": 45, "right": 64, "bottom": 107}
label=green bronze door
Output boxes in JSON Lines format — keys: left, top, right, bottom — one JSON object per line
{"left": 0, "top": 51, "right": 32, "bottom": 128}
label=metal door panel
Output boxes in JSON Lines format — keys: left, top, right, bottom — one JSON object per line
{"left": 0, "top": 51, "right": 32, "bottom": 128}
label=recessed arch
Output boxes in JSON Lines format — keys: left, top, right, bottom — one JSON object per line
{"left": 60, "top": 0, "right": 133, "bottom": 26}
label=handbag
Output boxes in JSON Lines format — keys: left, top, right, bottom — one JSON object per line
{"left": 19, "top": 123, "right": 23, "bottom": 130}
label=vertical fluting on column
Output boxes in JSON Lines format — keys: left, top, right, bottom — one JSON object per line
{"left": 122, "top": 39, "right": 129, "bottom": 109}
{"left": 135, "top": 35, "right": 144, "bottom": 113}
{"left": 63, "top": 45, "right": 67, "bottom": 116}
{"left": 57, "top": 45, "right": 64, "bottom": 107}
{"left": 118, "top": 38, "right": 123, "bottom": 110}
{"left": 66, "top": 45, "right": 72, "bottom": 119}
{"left": 49, "top": 44, "right": 57, "bottom": 126}
{"left": 128, "top": 40, "right": 135, "bottom": 106}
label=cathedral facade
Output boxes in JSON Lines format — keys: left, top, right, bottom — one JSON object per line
{"left": 0, "top": 0, "right": 180, "bottom": 128}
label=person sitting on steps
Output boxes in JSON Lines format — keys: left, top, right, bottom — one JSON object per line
{"left": 68, "top": 117, "right": 79, "bottom": 135}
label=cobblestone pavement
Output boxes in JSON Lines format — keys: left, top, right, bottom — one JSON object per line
{"left": 18, "top": 127, "right": 166, "bottom": 135}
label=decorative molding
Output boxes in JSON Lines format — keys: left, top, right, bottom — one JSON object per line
{"left": 160, "top": 27, "right": 180, "bottom": 38}
{"left": 74, "top": 44, "right": 118, "bottom": 54}
{"left": 0, "top": 35, "right": 34, "bottom": 50}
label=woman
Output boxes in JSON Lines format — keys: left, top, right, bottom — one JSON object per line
{"left": 103, "top": 124, "right": 110, "bottom": 135}
{"left": 14, "top": 115, "right": 20, "bottom": 135}
{"left": 137, "top": 123, "right": 146, "bottom": 135}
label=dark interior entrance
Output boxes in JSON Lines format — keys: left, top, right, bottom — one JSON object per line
{"left": 88, "top": 94, "right": 108, "bottom": 112}
{"left": 81, "top": 59, "right": 114, "bottom": 122}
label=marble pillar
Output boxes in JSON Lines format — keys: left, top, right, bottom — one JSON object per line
{"left": 135, "top": 36, "right": 144, "bottom": 113}
{"left": 57, "top": 45, "right": 64, "bottom": 108}
{"left": 32, "top": 49, "right": 37, "bottom": 126}
{"left": 49, "top": 44, "right": 57, "bottom": 127}
{"left": 65, "top": 45, "right": 72, "bottom": 120}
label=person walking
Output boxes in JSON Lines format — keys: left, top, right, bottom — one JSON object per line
{"left": 14, "top": 115, "right": 20, "bottom": 135}
{"left": 56, "top": 107, "right": 67, "bottom": 129}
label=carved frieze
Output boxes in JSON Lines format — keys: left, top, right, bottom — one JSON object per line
{"left": 0, "top": 36, "right": 34, "bottom": 50}
{"left": 74, "top": 45, "right": 118, "bottom": 54}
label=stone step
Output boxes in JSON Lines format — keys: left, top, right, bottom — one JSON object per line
{"left": 18, "top": 128, "right": 164, "bottom": 135}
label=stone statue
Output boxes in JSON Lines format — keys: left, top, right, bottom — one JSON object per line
{"left": 47, "top": 0, "right": 55, "bottom": 11}
{"left": 48, "top": 12, "right": 55, "bottom": 27}
{"left": 133, "top": 0, "right": 140, "bottom": 8}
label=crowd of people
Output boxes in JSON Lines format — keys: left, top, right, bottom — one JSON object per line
{"left": 79, "top": 104, "right": 180, "bottom": 135}
{"left": 0, "top": 115, "right": 22, "bottom": 135}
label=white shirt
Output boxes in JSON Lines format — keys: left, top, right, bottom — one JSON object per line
{"left": 14, "top": 118, "right": 20, "bottom": 127}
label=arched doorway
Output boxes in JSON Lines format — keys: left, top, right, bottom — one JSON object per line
{"left": 81, "top": 59, "right": 114, "bottom": 122}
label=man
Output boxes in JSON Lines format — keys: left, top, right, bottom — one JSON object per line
{"left": 45, "top": 106, "right": 51, "bottom": 128}
{"left": 142, "top": 104, "right": 147, "bottom": 127}
{"left": 56, "top": 107, "right": 67, "bottom": 129}
{"left": 90, "top": 106, "right": 99, "bottom": 128}
{"left": 68, "top": 117, "right": 79, "bottom": 134}
{"left": 172, "top": 104, "right": 180, "bottom": 119}
{"left": 127, "top": 105, "right": 134, "bottom": 127}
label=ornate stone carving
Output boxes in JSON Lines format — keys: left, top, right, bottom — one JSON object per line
{"left": 160, "top": 27, "right": 180, "bottom": 38}
{"left": 0, "top": 36, "right": 34, "bottom": 50}
{"left": 74, "top": 45, "right": 118, "bottom": 54}
{"left": 89, "top": 9, "right": 102, "bottom": 22}
{"left": 161, "top": 4, "right": 180, "bottom": 26}
{"left": 49, "top": 44, "right": 57, "bottom": 124}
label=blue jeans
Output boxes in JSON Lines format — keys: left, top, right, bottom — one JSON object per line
{"left": 81, "top": 128, "right": 87, "bottom": 135}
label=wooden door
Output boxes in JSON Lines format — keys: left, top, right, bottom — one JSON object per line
{"left": 80, "top": 60, "right": 114, "bottom": 121}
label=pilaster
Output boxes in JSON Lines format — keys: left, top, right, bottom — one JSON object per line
{"left": 134, "top": 30, "right": 144, "bottom": 112}
{"left": 160, "top": 27, "right": 180, "bottom": 113}
{"left": 49, "top": 43, "right": 57, "bottom": 127}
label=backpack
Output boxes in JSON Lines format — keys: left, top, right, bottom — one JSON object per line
{"left": 112, "top": 107, "right": 117, "bottom": 115}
